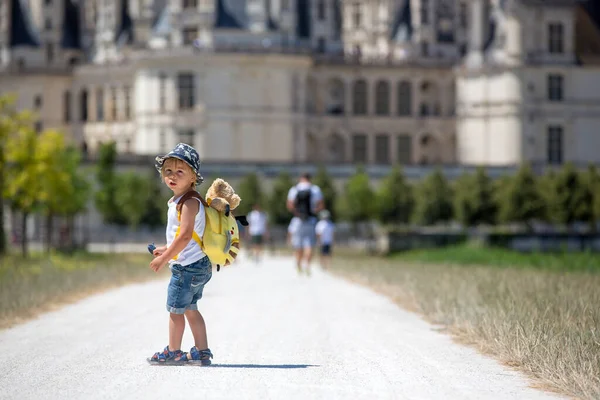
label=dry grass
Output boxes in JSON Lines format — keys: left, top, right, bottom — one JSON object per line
{"left": 330, "top": 251, "right": 600, "bottom": 400}
{"left": 0, "top": 252, "right": 167, "bottom": 330}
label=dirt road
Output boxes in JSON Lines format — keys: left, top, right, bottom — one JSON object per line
{"left": 0, "top": 256, "right": 560, "bottom": 400}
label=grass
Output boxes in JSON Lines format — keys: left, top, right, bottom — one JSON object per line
{"left": 0, "top": 252, "right": 166, "bottom": 330}
{"left": 330, "top": 246, "right": 600, "bottom": 400}
{"left": 392, "top": 244, "right": 600, "bottom": 272}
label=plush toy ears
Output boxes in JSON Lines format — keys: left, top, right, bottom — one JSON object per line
{"left": 235, "top": 216, "right": 249, "bottom": 226}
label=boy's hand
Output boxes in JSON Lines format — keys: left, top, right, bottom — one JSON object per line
{"left": 150, "top": 256, "right": 166, "bottom": 272}
{"left": 153, "top": 246, "right": 167, "bottom": 257}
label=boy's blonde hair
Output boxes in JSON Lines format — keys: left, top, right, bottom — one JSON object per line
{"left": 161, "top": 158, "right": 197, "bottom": 187}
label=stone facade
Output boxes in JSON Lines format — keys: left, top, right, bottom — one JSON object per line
{"left": 456, "top": 0, "right": 600, "bottom": 166}
{"left": 1, "top": 0, "right": 599, "bottom": 166}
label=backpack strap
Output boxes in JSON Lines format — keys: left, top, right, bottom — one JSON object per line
{"left": 173, "top": 191, "right": 208, "bottom": 260}
{"left": 176, "top": 191, "right": 209, "bottom": 216}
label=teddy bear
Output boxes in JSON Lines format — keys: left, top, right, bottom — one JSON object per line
{"left": 205, "top": 178, "right": 241, "bottom": 217}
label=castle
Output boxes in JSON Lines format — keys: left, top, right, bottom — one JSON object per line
{"left": 1, "top": 0, "right": 600, "bottom": 167}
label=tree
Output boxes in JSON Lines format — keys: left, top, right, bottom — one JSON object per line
{"left": 537, "top": 168, "right": 557, "bottom": 223}
{"left": 550, "top": 163, "right": 592, "bottom": 228}
{"left": 340, "top": 166, "right": 375, "bottom": 223}
{"left": 580, "top": 164, "right": 600, "bottom": 230}
{"left": 36, "top": 131, "right": 78, "bottom": 252}
{"left": 453, "top": 167, "right": 496, "bottom": 227}
{"left": 5, "top": 124, "right": 43, "bottom": 257}
{"left": 312, "top": 165, "right": 337, "bottom": 220}
{"left": 141, "top": 170, "right": 168, "bottom": 228}
{"left": 94, "top": 142, "right": 126, "bottom": 225}
{"left": 497, "top": 163, "right": 544, "bottom": 229}
{"left": 268, "top": 171, "right": 293, "bottom": 225}
{"left": 412, "top": 168, "right": 453, "bottom": 226}
{"left": 376, "top": 165, "right": 413, "bottom": 225}
{"left": 0, "top": 95, "right": 32, "bottom": 255}
{"left": 58, "top": 148, "right": 91, "bottom": 249}
{"left": 235, "top": 173, "right": 263, "bottom": 216}
{"left": 115, "top": 172, "right": 151, "bottom": 229}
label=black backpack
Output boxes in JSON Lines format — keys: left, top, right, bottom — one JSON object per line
{"left": 294, "top": 187, "right": 314, "bottom": 221}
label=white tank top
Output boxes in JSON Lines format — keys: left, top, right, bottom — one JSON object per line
{"left": 165, "top": 193, "right": 207, "bottom": 266}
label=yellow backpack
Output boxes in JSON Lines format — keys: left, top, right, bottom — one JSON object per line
{"left": 174, "top": 191, "right": 247, "bottom": 271}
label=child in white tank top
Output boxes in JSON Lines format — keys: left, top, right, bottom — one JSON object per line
{"left": 147, "top": 143, "right": 214, "bottom": 366}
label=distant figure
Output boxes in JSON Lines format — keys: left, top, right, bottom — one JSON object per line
{"left": 287, "top": 216, "right": 301, "bottom": 247}
{"left": 315, "top": 210, "right": 335, "bottom": 270}
{"left": 286, "top": 172, "right": 324, "bottom": 275}
{"left": 247, "top": 203, "right": 269, "bottom": 263}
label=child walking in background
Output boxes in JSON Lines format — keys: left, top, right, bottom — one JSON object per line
{"left": 287, "top": 216, "right": 301, "bottom": 247}
{"left": 247, "top": 203, "right": 269, "bottom": 263}
{"left": 147, "top": 143, "right": 214, "bottom": 365}
{"left": 315, "top": 210, "right": 335, "bottom": 270}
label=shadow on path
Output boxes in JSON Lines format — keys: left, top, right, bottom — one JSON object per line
{"left": 209, "top": 364, "right": 319, "bottom": 369}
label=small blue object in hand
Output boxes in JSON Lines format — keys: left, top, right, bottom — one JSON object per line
{"left": 148, "top": 243, "right": 156, "bottom": 255}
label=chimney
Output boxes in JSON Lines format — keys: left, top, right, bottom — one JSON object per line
{"left": 465, "top": 0, "right": 490, "bottom": 68}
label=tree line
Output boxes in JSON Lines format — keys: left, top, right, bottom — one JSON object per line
{"left": 0, "top": 96, "right": 167, "bottom": 257}
{"left": 3, "top": 93, "right": 600, "bottom": 257}
{"left": 235, "top": 163, "right": 600, "bottom": 232}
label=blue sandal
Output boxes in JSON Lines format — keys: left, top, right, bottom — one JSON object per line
{"left": 147, "top": 346, "right": 189, "bottom": 364}
{"left": 189, "top": 347, "right": 213, "bottom": 366}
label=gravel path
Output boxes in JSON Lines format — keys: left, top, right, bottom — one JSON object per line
{"left": 0, "top": 256, "right": 561, "bottom": 400}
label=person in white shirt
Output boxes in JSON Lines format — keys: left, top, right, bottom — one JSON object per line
{"left": 315, "top": 210, "right": 335, "bottom": 270}
{"left": 286, "top": 172, "right": 324, "bottom": 276}
{"left": 246, "top": 204, "right": 269, "bottom": 263}
{"left": 287, "top": 217, "right": 301, "bottom": 246}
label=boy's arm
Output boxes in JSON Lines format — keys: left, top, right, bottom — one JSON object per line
{"left": 151, "top": 200, "right": 200, "bottom": 271}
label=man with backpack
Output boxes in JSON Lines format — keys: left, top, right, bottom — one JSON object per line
{"left": 286, "top": 172, "right": 324, "bottom": 276}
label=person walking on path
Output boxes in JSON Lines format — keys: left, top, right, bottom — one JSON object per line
{"left": 286, "top": 172, "right": 324, "bottom": 275}
{"left": 247, "top": 203, "right": 269, "bottom": 263}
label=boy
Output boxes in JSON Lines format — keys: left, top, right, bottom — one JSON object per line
{"left": 247, "top": 203, "right": 269, "bottom": 263}
{"left": 315, "top": 210, "right": 335, "bottom": 270}
{"left": 147, "top": 143, "right": 214, "bottom": 365}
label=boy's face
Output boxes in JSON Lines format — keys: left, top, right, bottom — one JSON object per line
{"left": 162, "top": 158, "right": 195, "bottom": 193}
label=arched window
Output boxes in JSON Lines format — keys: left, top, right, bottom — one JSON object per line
{"left": 96, "top": 88, "right": 104, "bottom": 121}
{"left": 307, "top": 132, "right": 319, "bottom": 161}
{"left": 79, "top": 89, "right": 88, "bottom": 122}
{"left": 328, "top": 133, "right": 345, "bottom": 162}
{"left": 397, "top": 81, "right": 412, "bottom": 116}
{"left": 352, "top": 79, "right": 368, "bottom": 115}
{"left": 375, "top": 80, "right": 390, "bottom": 116}
{"left": 306, "top": 77, "right": 318, "bottom": 114}
{"left": 419, "top": 81, "right": 440, "bottom": 116}
{"left": 63, "top": 91, "right": 71, "bottom": 122}
{"left": 326, "top": 78, "right": 345, "bottom": 115}
{"left": 418, "top": 133, "right": 440, "bottom": 164}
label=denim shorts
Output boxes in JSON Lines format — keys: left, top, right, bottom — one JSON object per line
{"left": 291, "top": 219, "right": 317, "bottom": 249}
{"left": 166, "top": 256, "right": 212, "bottom": 314}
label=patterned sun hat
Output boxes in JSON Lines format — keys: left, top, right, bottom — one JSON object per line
{"left": 154, "top": 143, "right": 204, "bottom": 185}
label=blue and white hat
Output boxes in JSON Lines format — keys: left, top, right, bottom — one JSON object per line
{"left": 154, "top": 143, "right": 204, "bottom": 185}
